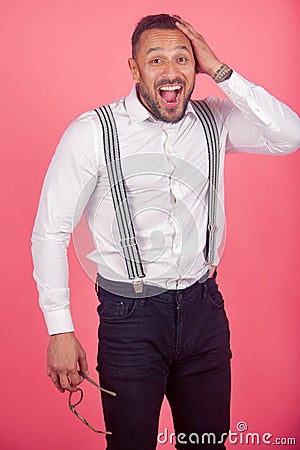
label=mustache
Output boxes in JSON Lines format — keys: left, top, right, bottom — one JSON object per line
{"left": 155, "top": 78, "right": 186, "bottom": 89}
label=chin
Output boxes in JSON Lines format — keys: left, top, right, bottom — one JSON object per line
{"left": 158, "top": 106, "right": 186, "bottom": 123}
{"left": 161, "top": 114, "right": 185, "bottom": 124}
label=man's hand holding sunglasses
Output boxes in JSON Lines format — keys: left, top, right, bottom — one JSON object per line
{"left": 47, "top": 332, "right": 88, "bottom": 393}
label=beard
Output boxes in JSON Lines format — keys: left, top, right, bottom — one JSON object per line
{"left": 136, "top": 77, "right": 195, "bottom": 124}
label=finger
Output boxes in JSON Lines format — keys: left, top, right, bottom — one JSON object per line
{"left": 175, "top": 20, "right": 197, "bottom": 38}
{"left": 175, "top": 22, "right": 196, "bottom": 44}
{"left": 59, "top": 372, "right": 78, "bottom": 392}
{"left": 174, "top": 20, "right": 201, "bottom": 70}
{"left": 173, "top": 15, "right": 194, "bottom": 30}
{"left": 68, "top": 369, "right": 84, "bottom": 387}
{"left": 49, "top": 372, "right": 65, "bottom": 393}
{"left": 78, "top": 351, "right": 89, "bottom": 376}
{"left": 174, "top": 17, "right": 203, "bottom": 44}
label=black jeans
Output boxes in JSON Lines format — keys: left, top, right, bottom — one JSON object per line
{"left": 96, "top": 273, "right": 232, "bottom": 450}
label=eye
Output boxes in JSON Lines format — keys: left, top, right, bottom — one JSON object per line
{"left": 151, "top": 58, "right": 162, "bottom": 64}
{"left": 178, "top": 57, "right": 188, "bottom": 63}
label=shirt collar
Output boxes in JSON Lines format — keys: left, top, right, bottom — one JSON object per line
{"left": 125, "top": 84, "right": 198, "bottom": 124}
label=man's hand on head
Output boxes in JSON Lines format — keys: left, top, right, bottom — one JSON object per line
{"left": 174, "top": 16, "right": 223, "bottom": 78}
{"left": 47, "top": 332, "right": 88, "bottom": 393}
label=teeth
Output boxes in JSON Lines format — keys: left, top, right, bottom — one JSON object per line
{"left": 159, "top": 85, "right": 181, "bottom": 91}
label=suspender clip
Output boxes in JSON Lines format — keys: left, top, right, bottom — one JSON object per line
{"left": 120, "top": 237, "right": 137, "bottom": 247}
{"left": 206, "top": 264, "right": 217, "bottom": 278}
{"left": 132, "top": 278, "right": 144, "bottom": 294}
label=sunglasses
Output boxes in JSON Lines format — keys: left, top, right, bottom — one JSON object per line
{"left": 68, "top": 371, "right": 116, "bottom": 434}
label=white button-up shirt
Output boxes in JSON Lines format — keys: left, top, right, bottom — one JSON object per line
{"left": 31, "top": 71, "right": 300, "bottom": 335}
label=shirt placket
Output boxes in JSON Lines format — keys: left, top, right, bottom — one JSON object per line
{"left": 163, "top": 125, "right": 186, "bottom": 288}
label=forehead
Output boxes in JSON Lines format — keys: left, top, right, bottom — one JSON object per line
{"left": 136, "top": 28, "right": 193, "bottom": 56}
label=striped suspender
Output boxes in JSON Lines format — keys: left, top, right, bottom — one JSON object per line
{"left": 191, "top": 100, "right": 220, "bottom": 276}
{"left": 95, "top": 105, "right": 145, "bottom": 293}
{"left": 95, "top": 100, "right": 220, "bottom": 291}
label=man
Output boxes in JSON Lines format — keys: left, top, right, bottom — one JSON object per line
{"left": 31, "top": 14, "right": 300, "bottom": 450}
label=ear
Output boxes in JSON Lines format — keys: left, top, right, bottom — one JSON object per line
{"left": 128, "top": 58, "right": 140, "bottom": 82}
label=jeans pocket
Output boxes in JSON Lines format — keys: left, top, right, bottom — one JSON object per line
{"left": 204, "top": 279, "right": 225, "bottom": 309}
{"left": 97, "top": 288, "right": 139, "bottom": 320}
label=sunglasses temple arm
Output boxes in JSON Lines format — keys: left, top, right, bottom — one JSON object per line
{"left": 78, "top": 371, "right": 117, "bottom": 397}
{"left": 99, "top": 386, "right": 117, "bottom": 396}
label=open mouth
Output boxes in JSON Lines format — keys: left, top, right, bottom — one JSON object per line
{"left": 158, "top": 85, "right": 183, "bottom": 108}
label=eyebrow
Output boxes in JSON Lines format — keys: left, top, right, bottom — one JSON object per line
{"left": 146, "top": 45, "right": 190, "bottom": 55}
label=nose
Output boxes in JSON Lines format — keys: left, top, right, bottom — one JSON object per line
{"left": 161, "top": 60, "right": 180, "bottom": 79}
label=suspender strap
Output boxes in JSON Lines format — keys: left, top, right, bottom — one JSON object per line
{"left": 95, "top": 100, "right": 220, "bottom": 289}
{"left": 191, "top": 100, "right": 220, "bottom": 272}
{"left": 95, "top": 105, "right": 145, "bottom": 293}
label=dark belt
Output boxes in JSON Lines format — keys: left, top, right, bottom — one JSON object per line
{"left": 95, "top": 270, "right": 217, "bottom": 299}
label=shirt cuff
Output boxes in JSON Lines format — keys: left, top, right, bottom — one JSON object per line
{"left": 218, "top": 69, "right": 250, "bottom": 98}
{"left": 218, "top": 69, "right": 280, "bottom": 131}
{"left": 44, "top": 308, "right": 74, "bottom": 335}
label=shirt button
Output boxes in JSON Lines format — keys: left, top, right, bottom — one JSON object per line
{"left": 174, "top": 242, "right": 181, "bottom": 252}
{"left": 177, "top": 292, "right": 183, "bottom": 301}
{"left": 269, "top": 123, "right": 280, "bottom": 132}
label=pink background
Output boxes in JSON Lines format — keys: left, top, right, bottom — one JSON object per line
{"left": 1, "top": 0, "right": 299, "bottom": 448}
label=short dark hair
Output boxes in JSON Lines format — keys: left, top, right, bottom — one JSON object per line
{"left": 131, "top": 14, "right": 178, "bottom": 59}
